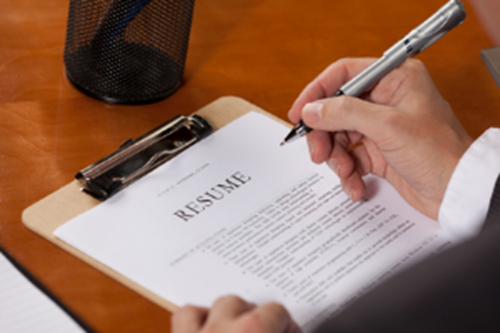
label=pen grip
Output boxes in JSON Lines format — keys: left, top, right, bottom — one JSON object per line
{"left": 299, "top": 120, "right": 312, "bottom": 134}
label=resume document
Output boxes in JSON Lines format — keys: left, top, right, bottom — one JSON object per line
{"left": 55, "top": 112, "right": 452, "bottom": 331}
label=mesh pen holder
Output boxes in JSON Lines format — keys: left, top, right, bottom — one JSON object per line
{"left": 64, "top": 0, "right": 195, "bottom": 104}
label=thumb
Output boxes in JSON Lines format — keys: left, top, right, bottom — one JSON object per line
{"left": 301, "top": 96, "right": 395, "bottom": 142}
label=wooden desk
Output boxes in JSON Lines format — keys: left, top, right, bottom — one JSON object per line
{"left": 1, "top": 0, "right": 498, "bottom": 331}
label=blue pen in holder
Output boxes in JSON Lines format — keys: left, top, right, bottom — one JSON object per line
{"left": 64, "top": 0, "right": 195, "bottom": 104}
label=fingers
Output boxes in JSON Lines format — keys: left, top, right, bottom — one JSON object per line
{"left": 330, "top": 131, "right": 355, "bottom": 178}
{"left": 306, "top": 129, "right": 332, "bottom": 164}
{"left": 206, "top": 295, "right": 256, "bottom": 325}
{"left": 298, "top": 86, "right": 393, "bottom": 203}
{"left": 172, "top": 305, "right": 209, "bottom": 333}
{"left": 330, "top": 132, "right": 368, "bottom": 201}
{"left": 302, "top": 95, "right": 394, "bottom": 144}
{"left": 250, "top": 302, "right": 301, "bottom": 333}
{"left": 172, "top": 297, "right": 300, "bottom": 333}
{"left": 339, "top": 168, "right": 366, "bottom": 202}
{"left": 306, "top": 127, "right": 370, "bottom": 201}
{"left": 288, "top": 58, "right": 377, "bottom": 124}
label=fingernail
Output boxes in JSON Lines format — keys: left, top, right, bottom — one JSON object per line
{"left": 344, "top": 184, "right": 353, "bottom": 200}
{"left": 327, "top": 158, "right": 340, "bottom": 175}
{"left": 302, "top": 102, "right": 323, "bottom": 122}
{"left": 308, "top": 140, "right": 314, "bottom": 157}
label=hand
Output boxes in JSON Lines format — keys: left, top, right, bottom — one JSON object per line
{"left": 288, "top": 58, "right": 473, "bottom": 220}
{"left": 172, "top": 295, "right": 301, "bottom": 333}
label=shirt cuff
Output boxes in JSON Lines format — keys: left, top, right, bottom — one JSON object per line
{"left": 439, "top": 128, "right": 500, "bottom": 241}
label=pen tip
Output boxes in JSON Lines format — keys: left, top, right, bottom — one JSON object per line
{"left": 280, "top": 141, "right": 285, "bottom": 146}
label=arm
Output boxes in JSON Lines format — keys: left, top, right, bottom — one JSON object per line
{"left": 313, "top": 214, "right": 500, "bottom": 333}
{"left": 172, "top": 58, "right": 495, "bottom": 332}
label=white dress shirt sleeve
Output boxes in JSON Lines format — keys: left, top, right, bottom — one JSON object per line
{"left": 439, "top": 128, "right": 500, "bottom": 241}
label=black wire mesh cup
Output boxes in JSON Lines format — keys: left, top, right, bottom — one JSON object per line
{"left": 64, "top": 0, "right": 195, "bottom": 104}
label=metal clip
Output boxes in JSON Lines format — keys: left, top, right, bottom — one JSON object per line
{"left": 76, "top": 115, "right": 212, "bottom": 200}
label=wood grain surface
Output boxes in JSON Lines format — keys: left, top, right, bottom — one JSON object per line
{"left": 1, "top": 0, "right": 499, "bottom": 332}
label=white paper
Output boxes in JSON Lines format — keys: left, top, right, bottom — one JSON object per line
{"left": 55, "top": 112, "right": 452, "bottom": 331}
{"left": 0, "top": 251, "right": 85, "bottom": 333}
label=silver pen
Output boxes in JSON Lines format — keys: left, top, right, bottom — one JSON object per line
{"left": 281, "top": 0, "right": 466, "bottom": 146}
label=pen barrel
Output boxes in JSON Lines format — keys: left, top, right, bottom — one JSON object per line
{"left": 283, "top": 0, "right": 466, "bottom": 145}
{"left": 340, "top": 45, "right": 408, "bottom": 97}
{"left": 339, "top": 0, "right": 465, "bottom": 98}
{"left": 404, "top": 0, "right": 466, "bottom": 55}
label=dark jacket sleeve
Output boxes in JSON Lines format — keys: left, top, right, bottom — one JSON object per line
{"left": 314, "top": 175, "right": 500, "bottom": 333}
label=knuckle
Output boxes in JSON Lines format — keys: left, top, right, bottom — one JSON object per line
{"left": 334, "top": 57, "right": 350, "bottom": 68}
{"left": 174, "top": 305, "right": 196, "bottom": 316}
{"left": 215, "top": 294, "right": 240, "bottom": 304}
{"left": 212, "top": 294, "right": 248, "bottom": 309}
{"left": 333, "top": 129, "right": 349, "bottom": 142}
{"left": 326, "top": 57, "right": 352, "bottom": 76}
{"left": 171, "top": 305, "right": 196, "bottom": 324}
{"left": 330, "top": 57, "right": 348, "bottom": 69}
{"left": 404, "top": 58, "right": 426, "bottom": 73}
{"left": 332, "top": 96, "right": 355, "bottom": 115}
{"left": 239, "top": 312, "right": 267, "bottom": 333}
{"left": 268, "top": 302, "right": 288, "bottom": 314}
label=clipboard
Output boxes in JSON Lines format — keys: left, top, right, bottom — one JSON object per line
{"left": 21, "top": 96, "right": 290, "bottom": 312}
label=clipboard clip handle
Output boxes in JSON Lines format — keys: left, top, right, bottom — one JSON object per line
{"left": 76, "top": 115, "right": 212, "bottom": 201}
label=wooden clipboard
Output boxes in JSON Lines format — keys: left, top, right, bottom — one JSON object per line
{"left": 21, "top": 96, "right": 290, "bottom": 313}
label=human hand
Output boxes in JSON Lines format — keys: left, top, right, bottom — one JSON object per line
{"left": 172, "top": 295, "right": 301, "bottom": 333}
{"left": 288, "top": 58, "right": 473, "bottom": 220}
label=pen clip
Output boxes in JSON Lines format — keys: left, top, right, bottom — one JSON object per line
{"left": 406, "top": 0, "right": 466, "bottom": 55}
